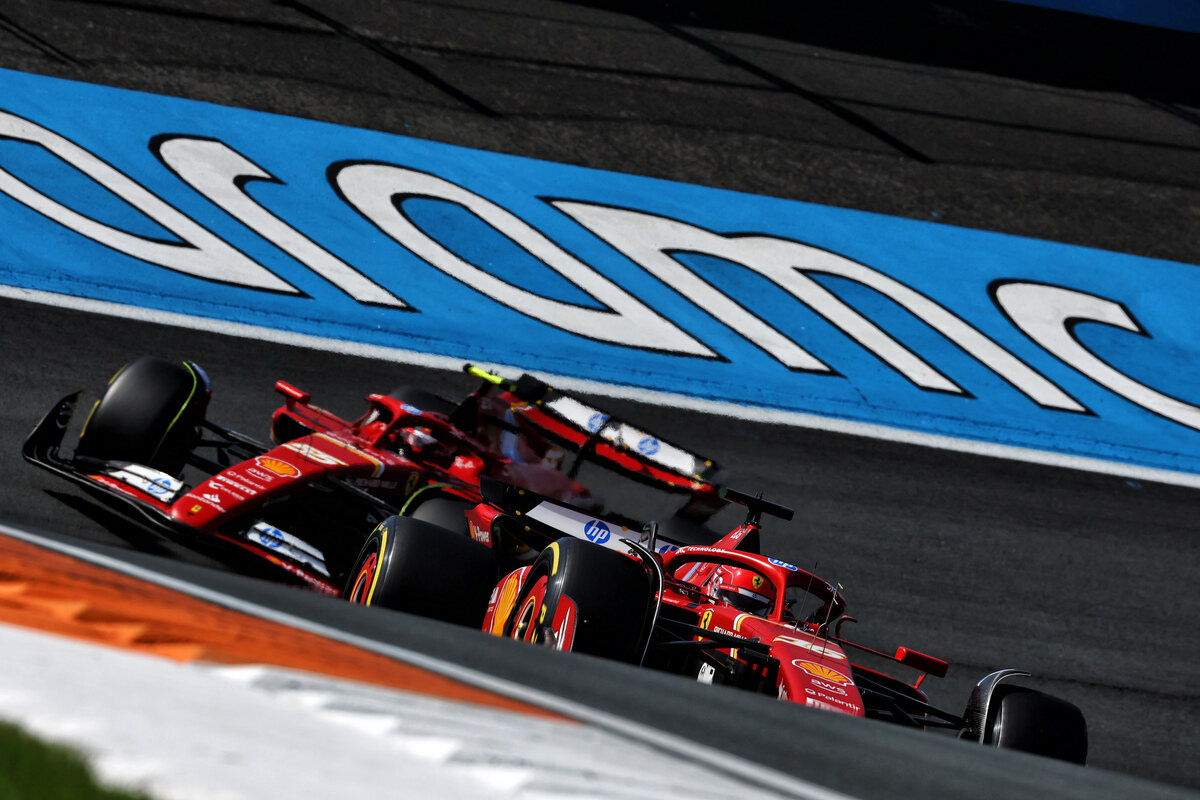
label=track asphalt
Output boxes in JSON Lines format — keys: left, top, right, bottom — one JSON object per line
{"left": 0, "top": 0, "right": 1196, "bottom": 793}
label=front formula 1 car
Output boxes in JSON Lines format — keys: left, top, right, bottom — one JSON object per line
{"left": 466, "top": 483, "right": 1088, "bottom": 765}
{"left": 23, "top": 356, "right": 724, "bottom": 600}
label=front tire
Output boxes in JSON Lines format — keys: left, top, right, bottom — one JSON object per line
{"left": 344, "top": 515, "right": 495, "bottom": 627}
{"left": 505, "top": 537, "right": 652, "bottom": 663}
{"left": 75, "top": 356, "right": 211, "bottom": 476}
{"left": 986, "top": 685, "right": 1088, "bottom": 764}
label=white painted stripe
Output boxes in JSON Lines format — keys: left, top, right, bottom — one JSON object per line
{"left": 0, "top": 521, "right": 860, "bottom": 800}
{"left": 6, "top": 284, "right": 1193, "bottom": 490}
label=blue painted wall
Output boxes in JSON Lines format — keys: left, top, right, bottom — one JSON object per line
{"left": 996, "top": 0, "right": 1200, "bottom": 32}
{"left": 2, "top": 68, "right": 1199, "bottom": 477}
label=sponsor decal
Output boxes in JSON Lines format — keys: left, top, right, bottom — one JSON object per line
{"left": 246, "top": 522, "right": 329, "bottom": 576}
{"left": 355, "top": 478, "right": 399, "bottom": 490}
{"left": 103, "top": 464, "right": 183, "bottom": 502}
{"left": 775, "top": 636, "right": 847, "bottom": 659}
{"left": 188, "top": 504, "right": 202, "bottom": 514}
{"left": 699, "top": 609, "right": 714, "bottom": 629}
{"left": 805, "top": 697, "right": 843, "bottom": 713}
{"left": 195, "top": 494, "right": 224, "bottom": 511}
{"left": 145, "top": 477, "right": 174, "bottom": 497}
{"left": 769, "top": 557, "right": 799, "bottom": 571}
{"left": 583, "top": 519, "right": 611, "bottom": 544}
{"left": 586, "top": 413, "right": 609, "bottom": 432}
{"left": 255, "top": 526, "right": 284, "bottom": 549}
{"left": 256, "top": 457, "right": 300, "bottom": 477}
{"left": 469, "top": 521, "right": 491, "bottom": 547}
{"left": 637, "top": 436, "right": 660, "bottom": 456}
{"left": 245, "top": 467, "right": 275, "bottom": 484}
{"left": 751, "top": 574, "right": 765, "bottom": 591}
{"left": 489, "top": 570, "right": 524, "bottom": 636}
{"left": 213, "top": 475, "right": 248, "bottom": 498}
{"left": 804, "top": 689, "right": 858, "bottom": 710}
{"left": 281, "top": 440, "right": 345, "bottom": 467}
{"left": 794, "top": 660, "right": 853, "bottom": 685}
{"left": 656, "top": 542, "right": 680, "bottom": 554}
{"left": 316, "top": 433, "right": 383, "bottom": 476}
{"left": 400, "top": 403, "right": 423, "bottom": 415}
{"left": 811, "top": 679, "right": 849, "bottom": 696}
{"left": 404, "top": 472, "right": 420, "bottom": 495}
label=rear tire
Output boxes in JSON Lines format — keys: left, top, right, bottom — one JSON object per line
{"left": 507, "top": 537, "right": 652, "bottom": 663}
{"left": 75, "top": 356, "right": 211, "bottom": 476}
{"left": 987, "top": 685, "right": 1088, "bottom": 764}
{"left": 344, "top": 515, "right": 495, "bottom": 627}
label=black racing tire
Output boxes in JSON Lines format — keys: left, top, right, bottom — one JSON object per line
{"left": 511, "top": 537, "right": 652, "bottom": 663}
{"left": 343, "top": 515, "right": 495, "bottom": 627}
{"left": 387, "top": 386, "right": 456, "bottom": 417}
{"left": 987, "top": 685, "right": 1088, "bottom": 764}
{"left": 75, "top": 356, "right": 211, "bottom": 476}
{"left": 409, "top": 496, "right": 473, "bottom": 537}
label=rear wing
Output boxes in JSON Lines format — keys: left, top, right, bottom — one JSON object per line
{"left": 465, "top": 365, "right": 725, "bottom": 503}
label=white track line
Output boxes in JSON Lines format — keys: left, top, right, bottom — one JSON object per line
{"left": 5, "top": 284, "right": 1197, "bottom": 490}
{"left": 0, "top": 521, "right": 860, "bottom": 800}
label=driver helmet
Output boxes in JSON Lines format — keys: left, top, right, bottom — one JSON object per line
{"left": 709, "top": 566, "right": 775, "bottom": 614}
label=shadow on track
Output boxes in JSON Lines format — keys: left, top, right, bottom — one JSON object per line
{"left": 563, "top": 0, "right": 1200, "bottom": 107}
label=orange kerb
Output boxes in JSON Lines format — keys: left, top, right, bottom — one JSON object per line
{"left": 0, "top": 535, "right": 565, "bottom": 720}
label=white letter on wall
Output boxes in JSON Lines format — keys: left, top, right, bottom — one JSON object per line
{"left": 332, "top": 163, "right": 714, "bottom": 356}
{"left": 994, "top": 281, "right": 1200, "bottom": 430}
{"left": 0, "top": 110, "right": 297, "bottom": 293}
{"left": 555, "top": 202, "right": 1084, "bottom": 411}
{"left": 155, "top": 136, "right": 406, "bottom": 307}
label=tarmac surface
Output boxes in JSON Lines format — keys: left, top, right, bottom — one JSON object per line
{"left": 1, "top": 0, "right": 1197, "bottom": 793}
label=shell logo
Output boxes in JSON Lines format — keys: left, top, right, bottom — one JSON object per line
{"left": 794, "top": 660, "right": 852, "bottom": 685}
{"left": 256, "top": 457, "right": 300, "bottom": 477}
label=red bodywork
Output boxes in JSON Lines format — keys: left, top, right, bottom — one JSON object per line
{"left": 479, "top": 506, "right": 947, "bottom": 719}
{"left": 28, "top": 367, "right": 722, "bottom": 598}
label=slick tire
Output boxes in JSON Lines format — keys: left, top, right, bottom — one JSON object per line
{"left": 344, "top": 515, "right": 495, "bottom": 627}
{"left": 509, "top": 537, "right": 652, "bottom": 664}
{"left": 75, "top": 356, "right": 211, "bottom": 477}
{"left": 410, "top": 496, "right": 474, "bottom": 538}
{"left": 987, "top": 685, "right": 1088, "bottom": 764}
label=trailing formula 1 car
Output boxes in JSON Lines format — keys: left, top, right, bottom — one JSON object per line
{"left": 364, "top": 479, "right": 1086, "bottom": 764}
{"left": 23, "top": 356, "right": 724, "bottom": 601}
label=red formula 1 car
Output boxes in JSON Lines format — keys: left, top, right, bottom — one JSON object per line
{"left": 360, "top": 480, "right": 1086, "bottom": 764}
{"left": 23, "top": 356, "right": 724, "bottom": 599}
